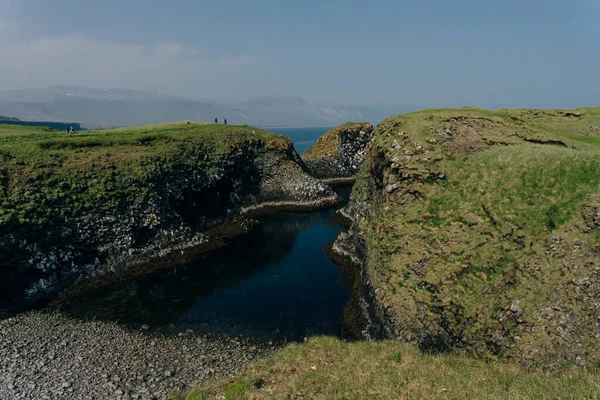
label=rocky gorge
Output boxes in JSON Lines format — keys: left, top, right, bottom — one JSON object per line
{"left": 178, "top": 108, "right": 600, "bottom": 399}
{"left": 0, "top": 123, "right": 339, "bottom": 305}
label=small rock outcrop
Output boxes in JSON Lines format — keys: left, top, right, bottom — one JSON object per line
{"left": 302, "top": 122, "right": 374, "bottom": 183}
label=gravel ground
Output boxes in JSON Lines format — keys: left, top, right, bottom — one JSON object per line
{"left": 0, "top": 312, "right": 273, "bottom": 400}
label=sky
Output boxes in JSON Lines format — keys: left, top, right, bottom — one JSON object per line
{"left": 0, "top": 0, "right": 599, "bottom": 108}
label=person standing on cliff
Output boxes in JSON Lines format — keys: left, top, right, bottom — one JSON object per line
{"left": 215, "top": 117, "right": 218, "bottom": 124}
{"left": 224, "top": 118, "right": 228, "bottom": 125}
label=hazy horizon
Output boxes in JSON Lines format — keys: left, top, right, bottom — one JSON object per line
{"left": 1, "top": 0, "right": 599, "bottom": 109}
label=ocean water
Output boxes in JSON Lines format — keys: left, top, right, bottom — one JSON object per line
{"left": 270, "top": 127, "right": 332, "bottom": 154}
{"left": 59, "top": 186, "right": 354, "bottom": 342}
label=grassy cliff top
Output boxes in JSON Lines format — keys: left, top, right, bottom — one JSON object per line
{"left": 0, "top": 122, "right": 290, "bottom": 226}
{"left": 341, "top": 121, "right": 369, "bottom": 126}
{"left": 354, "top": 106, "right": 600, "bottom": 368}
{"left": 373, "top": 106, "right": 600, "bottom": 149}
{"left": 302, "top": 122, "right": 373, "bottom": 160}
{"left": 180, "top": 336, "right": 600, "bottom": 400}
{"left": 0, "top": 122, "right": 289, "bottom": 172}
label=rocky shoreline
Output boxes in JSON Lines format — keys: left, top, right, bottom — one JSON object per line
{"left": 0, "top": 312, "right": 275, "bottom": 400}
{"left": 319, "top": 177, "right": 357, "bottom": 187}
{"left": 239, "top": 194, "right": 342, "bottom": 214}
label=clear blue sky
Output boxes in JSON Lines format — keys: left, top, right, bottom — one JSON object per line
{"left": 0, "top": 0, "right": 598, "bottom": 108}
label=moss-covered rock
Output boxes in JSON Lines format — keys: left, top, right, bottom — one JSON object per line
{"left": 0, "top": 123, "right": 338, "bottom": 302}
{"left": 335, "top": 107, "right": 600, "bottom": 370}
{"left": 302, "top": 122, "right": 373, "bottom": 182}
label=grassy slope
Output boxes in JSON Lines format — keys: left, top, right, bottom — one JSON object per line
{"left": 357, "top": 107, "right": 600, "bottom": 367}
{"left": 0, "top": 122, "right": 290, "bottom": 227}
{"left": 302, "top": 122, "right": 371, "bottom": 160}
{"left": 180, "top": 337, "right": 600, "bottom": 400}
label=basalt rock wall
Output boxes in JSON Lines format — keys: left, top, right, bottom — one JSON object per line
{"left": 302, "top": 123, "right": 374, "bottom": 182}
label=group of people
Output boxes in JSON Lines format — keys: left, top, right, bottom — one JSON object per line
{"left": 214, "top": 117, "right": 227, "bottom": 125}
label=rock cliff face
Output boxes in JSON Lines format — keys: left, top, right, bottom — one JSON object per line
{"left": 0, "top": 123, "right": 338, "bottom": 302}
{"left": 302, "top": 123, "right": 373, "bottom": 182}
{"left": 333, "top": 107, "right": 600, "bottom": 370}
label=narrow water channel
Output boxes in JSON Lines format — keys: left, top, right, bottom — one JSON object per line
{"left": 58, "top": 186, "right": 353, "bottom": 342}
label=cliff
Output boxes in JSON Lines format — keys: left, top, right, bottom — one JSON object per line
{"left": 302, "top": 122, "right": 373, "bottom": 182}
{"left": 0, "top": 122, "right": 338, "bottom": 302}
{"left": 335, "top": 107, "right": 600, "bottom": 369}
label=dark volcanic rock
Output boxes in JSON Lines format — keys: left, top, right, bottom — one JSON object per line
{"left": 302, "top": 123, "right": 373, "bottom": 181}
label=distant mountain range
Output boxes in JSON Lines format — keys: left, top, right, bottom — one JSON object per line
{"left": 0, "top": 115, "right": 20, "bottom": 122}
{"left": 0, "top": 86, "right": 404, "bottom": 129}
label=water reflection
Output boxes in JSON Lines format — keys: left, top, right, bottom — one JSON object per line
{"left": 59, "top": 195, "right": 352, "bottom": 342}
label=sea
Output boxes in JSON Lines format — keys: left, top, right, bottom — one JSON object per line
{"left": 269, "top": 127, "right": 332, "bottom": 154}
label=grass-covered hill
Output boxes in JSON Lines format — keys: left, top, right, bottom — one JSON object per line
{"left": 347, "top": 107, "right": 600, "bottom": 369}
{"left": 0, "top": 122, "right": 289, "bottom": 228}
{"left": 0, "top": 122, "right": 335, "bottom": 302}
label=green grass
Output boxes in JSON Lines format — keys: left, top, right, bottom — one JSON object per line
{"left": 0, "top": 122, "right": 287, "bottom": 169}
{"left": 177, "top": 337, "right": 600, "bottom": 400}
{"left": 0, "top": 122, "right": 290, "bottom": 228}
{"left": 341, "top": 121, "right": 369, "bottom": 127}
{"left": 353, "top": 106, "right": 600, "bottom": 369}
{"left": 426, "top": 144, "right": 600, "bottom": 235}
